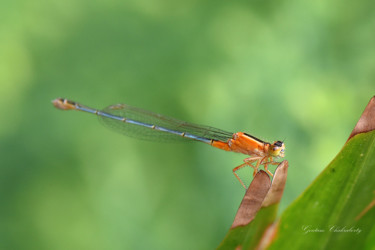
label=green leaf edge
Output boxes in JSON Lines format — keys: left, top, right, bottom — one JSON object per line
{"left": 268, "top": 130, "right": 375, "bottom": 249}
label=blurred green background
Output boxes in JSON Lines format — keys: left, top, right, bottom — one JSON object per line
{"left": 0, "top": 0, "right": 374, "bottom": 249}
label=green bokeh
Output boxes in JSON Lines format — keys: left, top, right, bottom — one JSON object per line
{"left": 0, "top": 0, "right": 374, "bottom": 249}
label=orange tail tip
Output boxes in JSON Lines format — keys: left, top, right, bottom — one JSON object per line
{"left": 52, "top": 98, "right": 76, "bottom": 110}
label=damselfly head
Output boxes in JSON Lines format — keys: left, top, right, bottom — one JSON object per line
{"left": 269, "top": 140, "right": 285, "bottom": 158}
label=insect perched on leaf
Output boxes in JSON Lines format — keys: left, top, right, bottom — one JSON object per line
{"left": 53, "top": 98, "right": 285, "bottom": 188}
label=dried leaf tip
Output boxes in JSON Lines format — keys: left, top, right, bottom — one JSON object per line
{"left": 348, "top": 96, "right": 375, "bottom": 141}
{"left": 231, "top": 171, "right": 271, "bottom": 228}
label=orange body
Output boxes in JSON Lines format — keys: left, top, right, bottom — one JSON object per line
{"left": 211, "top": 132, "right": 267, "bottom": 157}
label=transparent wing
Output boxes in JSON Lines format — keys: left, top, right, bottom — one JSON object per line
{"left": 98, "top": 104, "right": 234, "bottom": 143}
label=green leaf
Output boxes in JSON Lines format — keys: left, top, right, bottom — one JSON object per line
{"left": 265, "top": 97, "right": 375, "bottom": 249}
{"left": 219, "top": 96, "right": 375, "bottom": 249}
{"left": 267, "top": 129, "right": 375, "bottom": 249}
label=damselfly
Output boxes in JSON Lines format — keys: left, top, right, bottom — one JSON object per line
{"left": 53, "top": 98, "right": 285, "bottom": 188}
